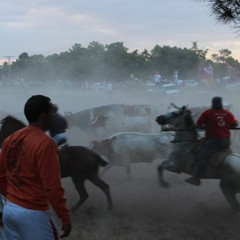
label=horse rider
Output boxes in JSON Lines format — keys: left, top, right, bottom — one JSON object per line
{"left": 49, "top": 104, "right": 68, "bottom": 146}
{"left": 185, "top": 96, "right": 238, "bottom": 186}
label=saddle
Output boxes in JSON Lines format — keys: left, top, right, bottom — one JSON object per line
{"left": 190, "top": 139, "right": 232, "bottom": 167}
{"left": 209, "top": 148, "right": 232, "bottom": 167}
{"left": 163, "top": 139, "right": 232, "bottom": 176}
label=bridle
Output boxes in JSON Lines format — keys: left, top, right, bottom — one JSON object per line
{"left": 171, "top": 126, "right": 199, "bottom": 143}
{"left": 160, "top": 109, "right": 198, "bottom": 143}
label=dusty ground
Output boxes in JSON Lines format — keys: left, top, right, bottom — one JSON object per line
{"left": 1, "top": 84, "right": 240, "bottom": 240}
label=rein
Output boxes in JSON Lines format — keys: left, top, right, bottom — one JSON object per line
{"left": 171, "top": 139, "right": 198, "bottom": 143}
{"left": 175, "top": 124, "right": 197, "bottom": 131}
{"left": 163, "top": 124, "right": 197, "bottom": 132}
{"left": 171, "top": 124, "right": 198, "bottom": 143}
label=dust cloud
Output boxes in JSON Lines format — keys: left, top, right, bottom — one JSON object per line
{"left": 1, "top": 85, "right": 240, "bottom": 240}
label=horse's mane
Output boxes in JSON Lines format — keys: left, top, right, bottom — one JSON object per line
{"left": 0, "top": 115, "right": 26, "bottom": 147}
{"left": 0, "top": 115, "right": 26, "bottom": 128}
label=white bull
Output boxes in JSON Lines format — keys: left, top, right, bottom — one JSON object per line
{"left": 92, "top": 116, "right": 153, "bottom": 137}
{"left": 89, "top": 131, "right": 174, "bottom": 179}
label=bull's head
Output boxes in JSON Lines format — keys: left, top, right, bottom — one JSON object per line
{"left": 64, "top": 111, "right": 74, "bottom": 128}
{"left": 91, "top": 114, "right": 108, "bottom": 128}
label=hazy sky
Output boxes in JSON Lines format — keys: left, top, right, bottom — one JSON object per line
{"left": 1, "top": 0, "right": 240, "bottom": 64}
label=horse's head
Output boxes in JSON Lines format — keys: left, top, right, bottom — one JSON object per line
{"left": 156, "top": 105, "right": 194, "bottom": 130}
{"left": 64, "top": 111, "right": 74, "bottom": 129}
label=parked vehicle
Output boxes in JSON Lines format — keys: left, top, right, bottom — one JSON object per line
{"left": 145, "top": 83, "right": 162, "bottom": 93}
{"left": 162, "top": 83, "right": 180, "bottom": 96}
{"left": 183, "top": 79, "right": 199, "bottom": 88}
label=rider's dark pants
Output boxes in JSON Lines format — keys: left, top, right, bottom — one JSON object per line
{"left": 194, "top": 138, "right": 230, "bottom": 178}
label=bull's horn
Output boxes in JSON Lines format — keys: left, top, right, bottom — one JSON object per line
{"left": 64, "top": 111, "right": 73, "bottom": 116}
{"left": 91, "top": 115, "right": 99, "bottom": 125}
{"left": 170, "top": 103, "right": 180, "bottom": 109}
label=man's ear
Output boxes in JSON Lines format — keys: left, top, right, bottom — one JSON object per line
{"left": 40, "top": 112, "right": 48, "bottom": 122}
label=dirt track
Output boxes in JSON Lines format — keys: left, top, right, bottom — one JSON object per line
{"left": 64, "top": 167, "right": 240, "bottom": 240}
{"left": 1, "top": 85, "right": 240, "bottom": 240}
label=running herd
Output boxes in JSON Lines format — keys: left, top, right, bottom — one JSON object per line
{"left": 1, "top": 103, "right": 240, "bottom": 213}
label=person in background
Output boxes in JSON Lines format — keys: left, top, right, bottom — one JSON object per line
{"left": 0, "top": 95, "right": 72, "bottom": 239}
{"left": 185, "top": 96, "right": 238, "bottom": 186}
{"left": 49, "top": 104, "right": 68, "bottom": 146}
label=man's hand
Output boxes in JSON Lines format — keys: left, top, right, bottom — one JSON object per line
{"left": 60, "top": 223, "right": 72, "bottom": 238}
{"left": 161, "top": 125, "right": 175, "bottom": 131}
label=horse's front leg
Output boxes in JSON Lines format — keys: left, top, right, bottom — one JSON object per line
{"left": 70, "top": 176, "right": 88, "bottom": 213}
{"left": 100, "top": 163, "right": 113, "bottom": 176}
{"left": 220, "top": 181, "right": 240, "bottom": 212}
{"left": 157, "top": 164, "right": 170, "bottom": 188}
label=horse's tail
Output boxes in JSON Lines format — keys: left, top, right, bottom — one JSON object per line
{"left": 95, "top": 153, "right": 109, "bottom": 167}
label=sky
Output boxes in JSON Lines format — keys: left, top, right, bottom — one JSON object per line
{"left": 1, "top": 0, "right": 240, "bottom": 64}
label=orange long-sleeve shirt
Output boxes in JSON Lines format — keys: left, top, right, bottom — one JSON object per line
{"left": 0, "top": 125, "right": 71, "bottom": 224}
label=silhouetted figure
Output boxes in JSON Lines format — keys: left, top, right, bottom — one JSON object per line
{"left": 49, "top": 104, "right": 68, "bottom": 146}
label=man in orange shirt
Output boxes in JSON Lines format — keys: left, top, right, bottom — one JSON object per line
{"left": 0, "top": 95, "right": 71, "bottom": 239}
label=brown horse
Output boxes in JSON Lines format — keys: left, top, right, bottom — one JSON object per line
{"left": 0, "top": 116, "right": 113, "bottom": 213}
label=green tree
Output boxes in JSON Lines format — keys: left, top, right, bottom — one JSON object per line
{"left": 196, "top": 1, "right": 240, "bottom": 27}
{"left": 149, "top": 44, "right": 200, "bottom": 79}
{"left": 211, "top": 49, "right": 232, "bottom": 63}
{"left": 190, "top": 41, "right": 208, "bottom": 61}
{"left": 11, "top": 52, "right": 31, "bottom": 82}
{"left": 7, "top": 40, "right": 240, "bottom": 87}
{"left": 86, "top": 41, "right": 106, "bottom": 81}
{"left": 104, "top": 42, "right": 130, "bottom": 82}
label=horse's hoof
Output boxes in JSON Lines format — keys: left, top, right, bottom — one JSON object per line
{"left": 70, "top": 207, "right": 78, "bottom": 213}
{"left": 107, "top": 204, "right": 113, "bottom": 211}
{"left": 233, "top": 206, "right": 240, "bottom": 213}
{"left": 160, "top": 181, "right": 170, "bottom": 188}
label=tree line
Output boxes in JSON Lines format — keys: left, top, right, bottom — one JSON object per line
{"left": 0, "top": 41, "right": 239, "bottom": 86}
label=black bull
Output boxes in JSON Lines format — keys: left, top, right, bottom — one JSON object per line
{"left": 0, "top": 116, "right": 113, "bottom": 213}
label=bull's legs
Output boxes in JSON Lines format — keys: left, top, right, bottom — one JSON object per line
{"left": 70, "top": 176, "right": 89, "bottom": 213}
{"left": 157, "top": 164, "right": 170, "bottom": 188}
{"left": 89, "top": 176, "right": 113, "bottom": 210}
{"left": 220, "top": 181, "right": 240, "bottom": 212}
{"left": 123, "top": 163, "right": 131, "bottom": 180}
